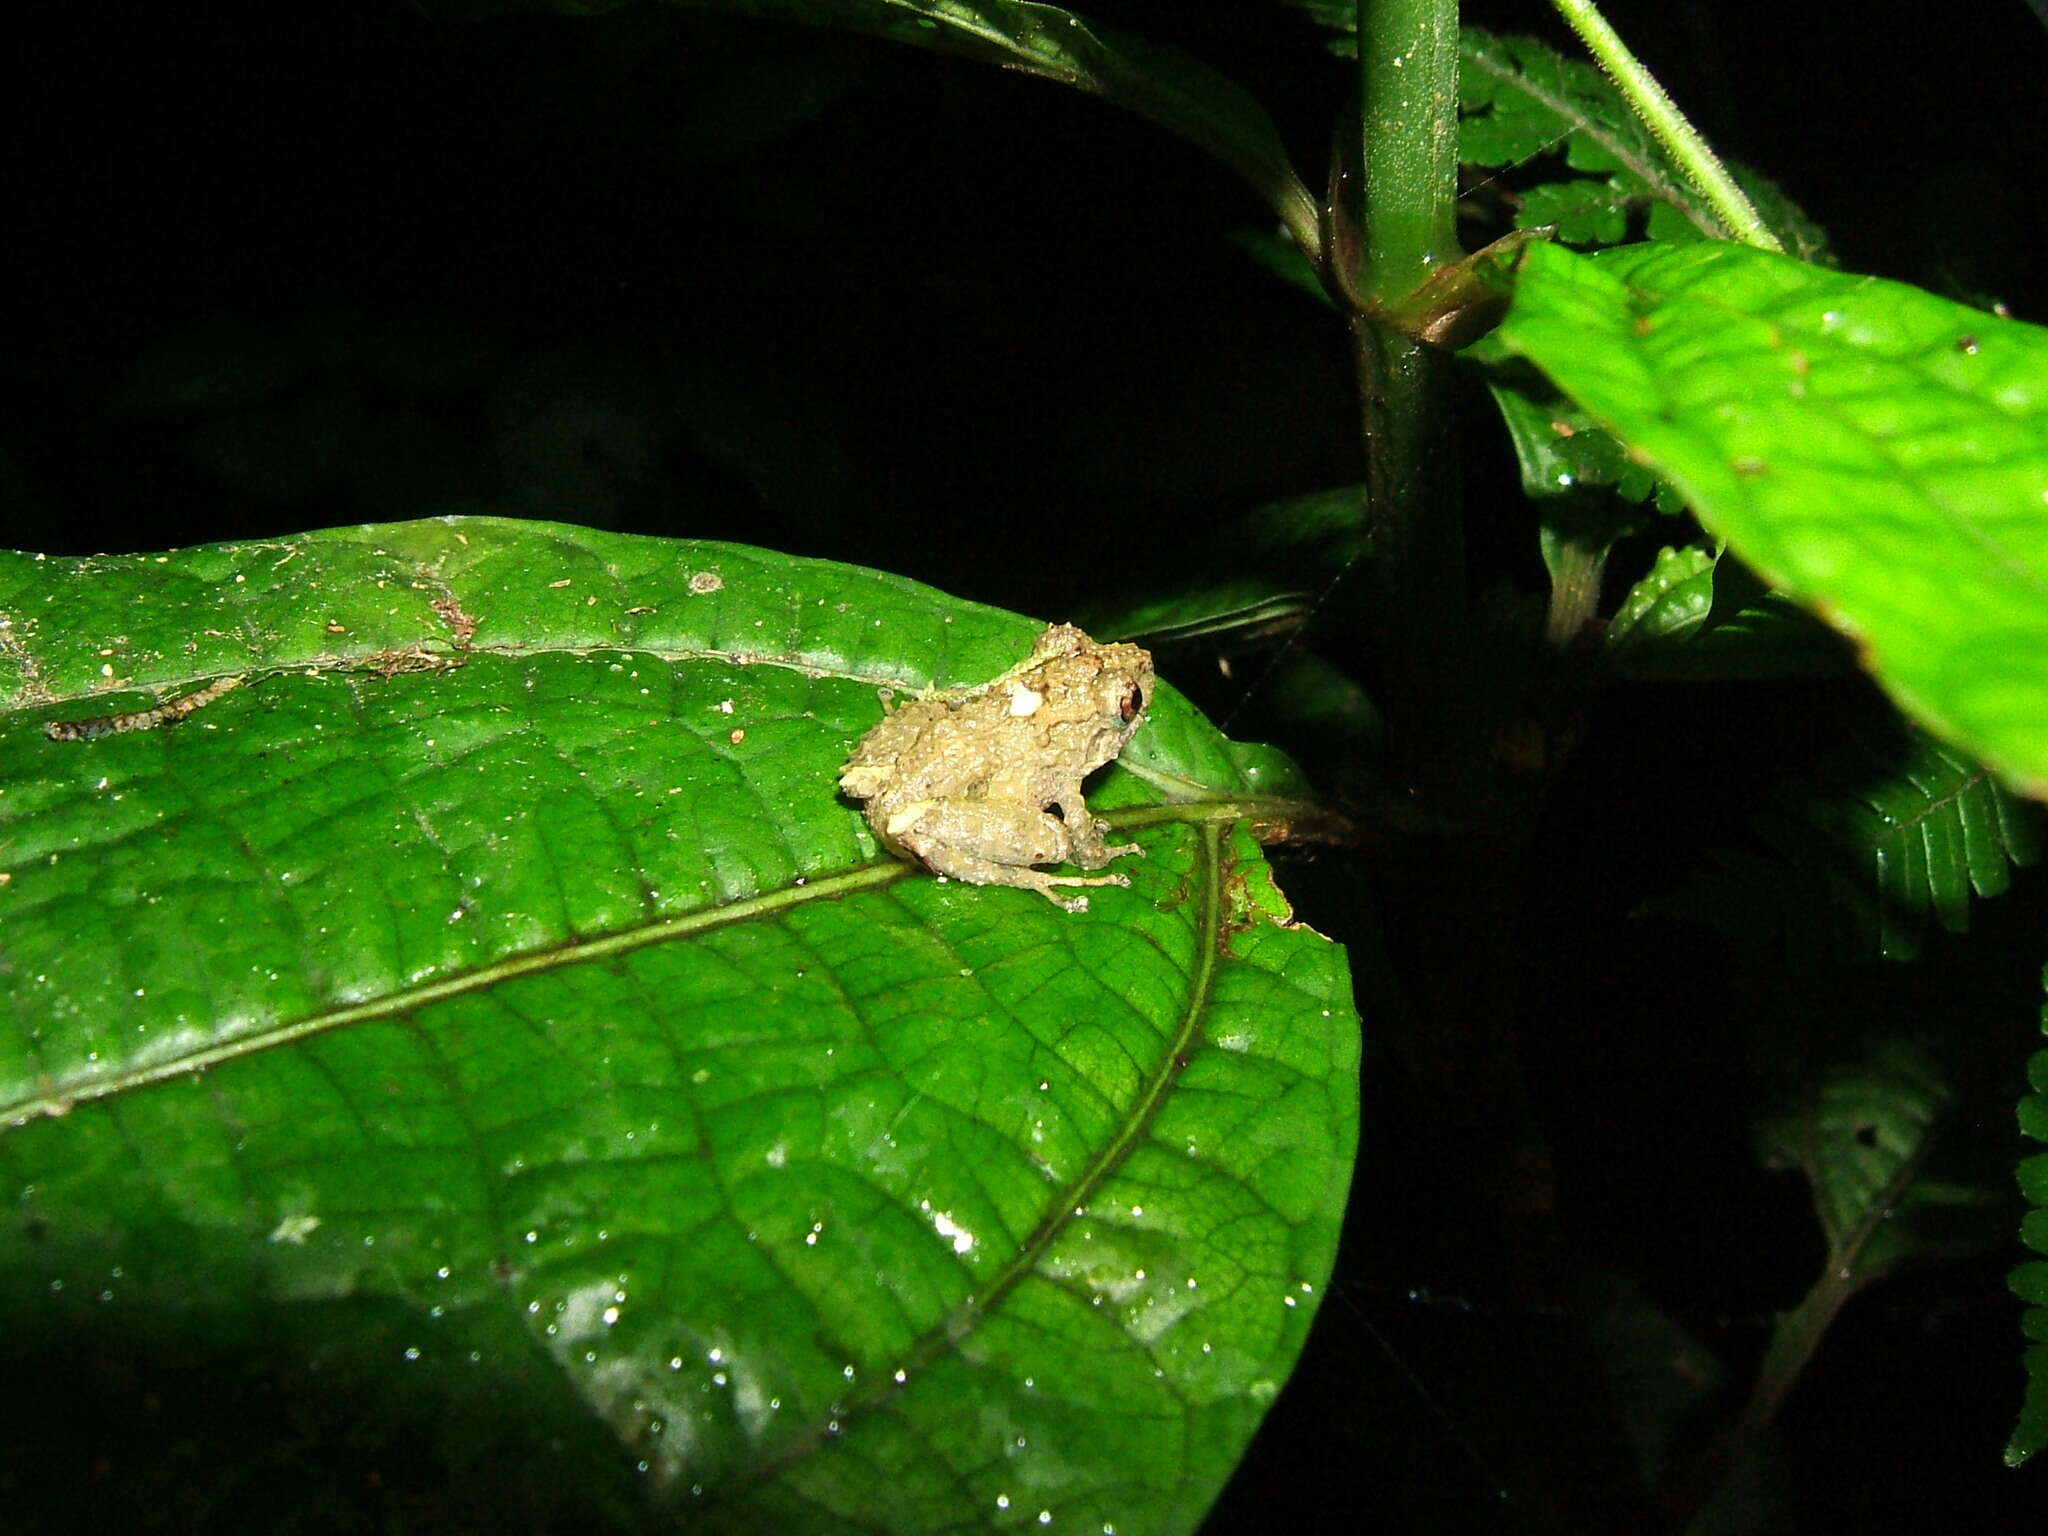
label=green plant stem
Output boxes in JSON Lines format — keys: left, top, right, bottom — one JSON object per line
{"left": 1667, "top": 1120, "right": 1933, "bottom": 1520}
{"left": 1549, "top": 0, "right": 1783, "bottom": 251}
{"left": 1355, "top": 0, "right": 1464, "bottom": 300}
{"left": 1352, "top": 0, "right": 1464, "bottom": 719}
{"left": 1541, "top": 528, "right": 1607, "bottom": 649}
{"left": 1665, "top": 1261, "right": 1855, "bottom": 1522}
{"left": 1353, "top": 317, "right": 1459, "bottom": 697}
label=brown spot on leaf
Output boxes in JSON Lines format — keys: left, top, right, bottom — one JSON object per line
{"left": 429, "top": 596, "right": 478, "bottom": 646}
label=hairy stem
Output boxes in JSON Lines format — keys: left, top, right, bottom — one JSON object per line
{"left": 1549, "top": 0, "right": 1783, "bottom": 251}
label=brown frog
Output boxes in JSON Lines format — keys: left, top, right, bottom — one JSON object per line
{"left": 839, "top": 624, "right": 1154, "bottom": 911}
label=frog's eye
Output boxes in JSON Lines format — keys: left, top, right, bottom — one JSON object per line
{"left": 1120, "top": 686, "right": 1144, "bottom": 722}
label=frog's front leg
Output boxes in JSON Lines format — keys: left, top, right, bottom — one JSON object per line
{"left": 884, "top": 798, "right": 1135, "bottom": 911}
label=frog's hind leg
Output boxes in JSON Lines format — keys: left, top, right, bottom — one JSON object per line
{"left": 1023, "top": 868, "right": 1133, "bottom": 912}
{"left": 992, "top": 862, "right": 1134, "bottom": 914}
{"left": 908, "top": 840, "right": 1132, "bottom": 914}
{"left": 886, "top": 799, "right": 1140, "bottom": 913}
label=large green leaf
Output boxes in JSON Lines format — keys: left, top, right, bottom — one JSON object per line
{"left": 1498, "top": 240, "right": 2048, "bottom": 798}
{"left": 0, "top": 518, "right": 1357, "bottom": 1531}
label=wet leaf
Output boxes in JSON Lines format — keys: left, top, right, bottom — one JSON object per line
{"left": 1499, "top": 240, "right": 2048, "bottom": 797}
{"left": 0, "top": 518, "right": 1358, "bottom": 1532}
{"left": 1606, "top": 546, "right": 1850, "bottom": 679}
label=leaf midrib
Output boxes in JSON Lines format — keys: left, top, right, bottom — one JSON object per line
{"left": 724, "top": 818, "right": 1230, "bottom": 1496}
{"left": 5, "top": 638, "right": 989, "bottom": 717}
{"left": 1, "top": 859, "right": 911, "bottom": 1127}
{"left": 4, "top": 802, "right": 1284, "bottom": 1126}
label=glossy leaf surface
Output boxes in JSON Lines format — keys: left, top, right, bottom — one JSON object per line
{"left": 0, "top": 518, "right": 1358, "bottom": 1531}
{"left": 1500, "top": 240, "right": 2048, "bottom": 797}
{"left": 1606, "top": 546, "right": 1851, "bottom": 680}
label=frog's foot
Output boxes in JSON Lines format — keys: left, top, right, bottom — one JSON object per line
{"left": 903, "top": 829, "right": 1139, "bottom": 914}
{"left": 1033, "top": 870, "right": 1132, "bottom": 913}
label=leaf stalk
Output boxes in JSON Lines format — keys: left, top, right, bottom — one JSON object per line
{"left": 1548, "top": 0, "right": 1783, "bottom": 251}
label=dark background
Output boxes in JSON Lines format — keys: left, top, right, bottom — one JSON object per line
{"left": 7, "top": 1, "right": 2048, "bottom": 1531}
